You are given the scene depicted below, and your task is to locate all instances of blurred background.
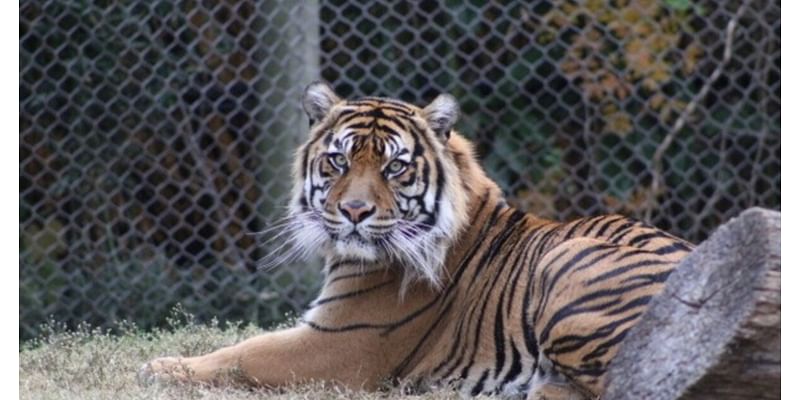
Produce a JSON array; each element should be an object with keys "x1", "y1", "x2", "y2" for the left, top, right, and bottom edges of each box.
[{"x1": 20, "y1": 0, "x2": 780, "y2": 339}]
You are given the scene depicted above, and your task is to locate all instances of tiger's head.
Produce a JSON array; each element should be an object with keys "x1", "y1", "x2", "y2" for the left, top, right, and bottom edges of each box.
[{"x1": 283, "y1": 82, "x2": 474, "y2": 288}]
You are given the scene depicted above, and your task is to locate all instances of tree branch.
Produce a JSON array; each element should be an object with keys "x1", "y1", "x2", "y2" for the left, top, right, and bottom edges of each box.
[{"x1": 645, "y1": 1, "x2": 753, "y2": 222}]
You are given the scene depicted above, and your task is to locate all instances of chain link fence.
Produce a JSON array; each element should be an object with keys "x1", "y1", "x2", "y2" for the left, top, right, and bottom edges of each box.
[{"x1": 20, "y1": 0, "x2": 780, "y2": 339}]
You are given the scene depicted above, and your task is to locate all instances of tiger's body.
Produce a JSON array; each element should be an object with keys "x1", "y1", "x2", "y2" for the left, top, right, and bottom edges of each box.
[{"x1": 142, "y1": 83, "x2": 693, "y2": 399}]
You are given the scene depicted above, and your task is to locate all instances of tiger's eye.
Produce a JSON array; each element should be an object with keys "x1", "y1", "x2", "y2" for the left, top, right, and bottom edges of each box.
[
  {"x1": 387, "y1": 160, "x2": 406, "y2": 175},
  {"x1": 330, "y1": 153, "x2": 347, "y2": 168}
]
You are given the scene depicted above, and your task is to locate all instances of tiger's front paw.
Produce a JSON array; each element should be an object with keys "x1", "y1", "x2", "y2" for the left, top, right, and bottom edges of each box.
[{"x1": 138, "y1": 357, "x2": 195, "y2": 386}]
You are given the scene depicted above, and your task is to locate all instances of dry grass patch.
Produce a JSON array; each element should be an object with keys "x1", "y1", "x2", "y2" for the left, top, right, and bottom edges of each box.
[{"x1": 19, "y1": 310, "x2": 487, "y2": 400}]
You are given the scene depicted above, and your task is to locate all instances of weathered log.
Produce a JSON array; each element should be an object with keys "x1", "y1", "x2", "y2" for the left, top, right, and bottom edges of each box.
[{"x1": 604, "y1": 207, "x2": 780, "y2": 400}]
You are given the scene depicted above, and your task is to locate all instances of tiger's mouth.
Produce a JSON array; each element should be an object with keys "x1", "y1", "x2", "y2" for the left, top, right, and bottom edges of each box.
[
  {"x1": 329, "y1": 225, "x2": 417, "y2": 262},
  {"x1": 329, "y1": 226, "x2": 385, "y2": 241},
  {"x1": 339, "y1": 231, "x2": 374, "y2": 246},
  {"x1": 331, "y1": 222, "x2": 435, "y2": 262}
]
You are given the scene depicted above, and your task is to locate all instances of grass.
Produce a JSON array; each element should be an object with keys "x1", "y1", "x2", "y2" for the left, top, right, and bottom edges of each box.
[{"x1": 19, "y1": 309, "x2": 480, "y2": 400}]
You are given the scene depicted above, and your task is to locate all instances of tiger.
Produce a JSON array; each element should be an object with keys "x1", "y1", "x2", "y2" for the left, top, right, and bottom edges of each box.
[{"x1": 141, "y1": 82, "x2": 693, "y2": 399}]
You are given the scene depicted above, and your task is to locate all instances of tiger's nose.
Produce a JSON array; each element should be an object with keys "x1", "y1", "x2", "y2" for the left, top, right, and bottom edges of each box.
[{"x1": 338, "y1": 200, "x2": 376, "y2": 224}]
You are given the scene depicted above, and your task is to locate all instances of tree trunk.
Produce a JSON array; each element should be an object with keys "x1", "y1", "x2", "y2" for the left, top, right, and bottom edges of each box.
[{"x1": 604, "y1": 207, "x2": 780, "y2": 400}]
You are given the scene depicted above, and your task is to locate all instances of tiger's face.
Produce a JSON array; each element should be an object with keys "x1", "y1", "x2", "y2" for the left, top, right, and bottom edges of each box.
[{"x1": 284, "y1": 82, "x2": 468, "y2": 286}]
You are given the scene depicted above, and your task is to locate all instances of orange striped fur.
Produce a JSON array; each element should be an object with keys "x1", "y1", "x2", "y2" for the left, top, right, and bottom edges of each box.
[{"x1": 142, "y1": 83, "x2": 692, "y2": 399}]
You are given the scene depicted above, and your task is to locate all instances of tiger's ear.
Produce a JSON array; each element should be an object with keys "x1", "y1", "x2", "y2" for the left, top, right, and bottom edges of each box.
[
  {"x1": 303, "y1": 81, "x2": 341, "y2": 124},
  {"x1": 423, "y1": 94, "x2": 459, "y2": 140}
]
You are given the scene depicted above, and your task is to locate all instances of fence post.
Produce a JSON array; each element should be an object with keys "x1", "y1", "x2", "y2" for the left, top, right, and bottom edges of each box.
[{"x1": 250, "y1": 1, "x2": 322, "y2": 321}]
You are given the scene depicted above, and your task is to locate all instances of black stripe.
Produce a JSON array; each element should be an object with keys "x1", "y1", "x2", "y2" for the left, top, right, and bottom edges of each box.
[
  {"x1": 603, "y1": 295, "x2": 653, "y2": 317},
  {"x1": 607, "y1": 221, "x2": 635, "y2": 243},
  {"x1": 405, "y1": 116, "x2": 437, "y2": 154},
  {"x1": 529, "y1": 224, "x2": 562, "y2": 263},
  {"x1": 351, "y1": 98, "x2": 415, "y2": 112},
  {"x1": 328, "y1": 268, "x2": 385, "y2": 283},
  {"x1": 562, "y1": 217, "x2": 592, "y2": 239},
  {"x1": 584, "y1": 259, "x2": 670, "y2": 286},
  {"x1": 621, "y1": 270, "x2": 673, "y2": 284},
  {"x1": 542, "y1": 244, "x2": 618, "y2": 306},
  {"x1": 390, "y1": 300, "x2": 454, "y2": 377},
  {"x1": 580, "y1": 327, "x2": 632, "y2": 362},
  {"x1": 493, "y1": 296, "x2": 506, "y2": 378},
  {"x1": 431, "y1": 159, "x2": 447, "y2": 220},
  {"x1": 501, "y1": 341, "x2": 522, "y2": 387},
  {"x1": 304, "y1": 289, "x2": 440, "y2": 334},
  {"x1": 546, "y1": 312, "x2": 641, "y2": 359},
  {"x1": 374, "y1": 121, "x2": 406, "y2": 138},
  {"x1": 311, "y1": 279, "x2": 394, "y2": 306},
  {"x1": 304, "y1": 320, "x2": 387, "y2": 333},
  {"x1": 522, "y1": 264, "x2": 543, "y2": 358},
  {"x1": 322, "y1": 129, "x2": 334, "y2": 145},
  {"x1": 571, "y1": 247, "x2": 621, "y2": 274},
  {"x1": 470, "y1": 370, "x2": 490, "y2": 396},
  {"x1": 339, "y1": 110, "x2": 369, "y2": 125},
  {"x1": 596, "y1": 216, "x2": 625, "y2": 237},
  {"x1": 468, "y1": 209, "x2": 526, "y2": 285},
  {"x1": 380, "y1": 296, "x2": 441, "y2": 336},
  {"x1": 629, "y1": 231, "x2": 668, "y2": 246},
  {"x1": 653, "y1": 241, "x2": 692, "y2": 255},
  {"x1": 583, "y1": 217, "x2": 605, "y2": 235},
  {"x1": 301, "y1": 146, "x2": 310, "y2": 180},
  {"x1": 504, "y1": 231, "x2": 540, "y2": 319},
  {"x1": 543, "y1": 297, "x2": 623, "y2": 354},
  {"x1": 612, "y1": 248, "x2": 652, "y2": 262},
  {"x1": 538, "y1": 281, "x2": 655, "y2": 344},
  {"x1": 327, "y1": 259, "x2": 362, "y2": 272}
]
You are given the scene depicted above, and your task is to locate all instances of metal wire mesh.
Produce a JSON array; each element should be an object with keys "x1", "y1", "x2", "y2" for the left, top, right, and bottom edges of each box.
[{"x1": 20, "y1": 0, "x2": 780, "y2": 339}]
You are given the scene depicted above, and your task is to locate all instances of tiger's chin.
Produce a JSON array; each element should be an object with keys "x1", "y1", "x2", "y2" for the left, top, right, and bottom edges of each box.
[{"x1": 333, "y1": 237, "x2": 380, "y2": 261}]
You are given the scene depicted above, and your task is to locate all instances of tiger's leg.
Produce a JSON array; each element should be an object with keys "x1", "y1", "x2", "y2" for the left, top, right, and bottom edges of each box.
[
  {"x1": 530, "y1": 237, "x2": 677, "y2": 398},
  {"x1": 140, "y1": 325, "x2": 387, "y2": 390}
]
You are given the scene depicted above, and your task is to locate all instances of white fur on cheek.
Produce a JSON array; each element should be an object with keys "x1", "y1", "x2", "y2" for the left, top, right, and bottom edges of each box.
[
  {"x1": 292, "y1": 212, "x2": 329, "y2": 258},
  {"x1": 399, "y1": 142, "x2": 466, "y2": 287}
]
